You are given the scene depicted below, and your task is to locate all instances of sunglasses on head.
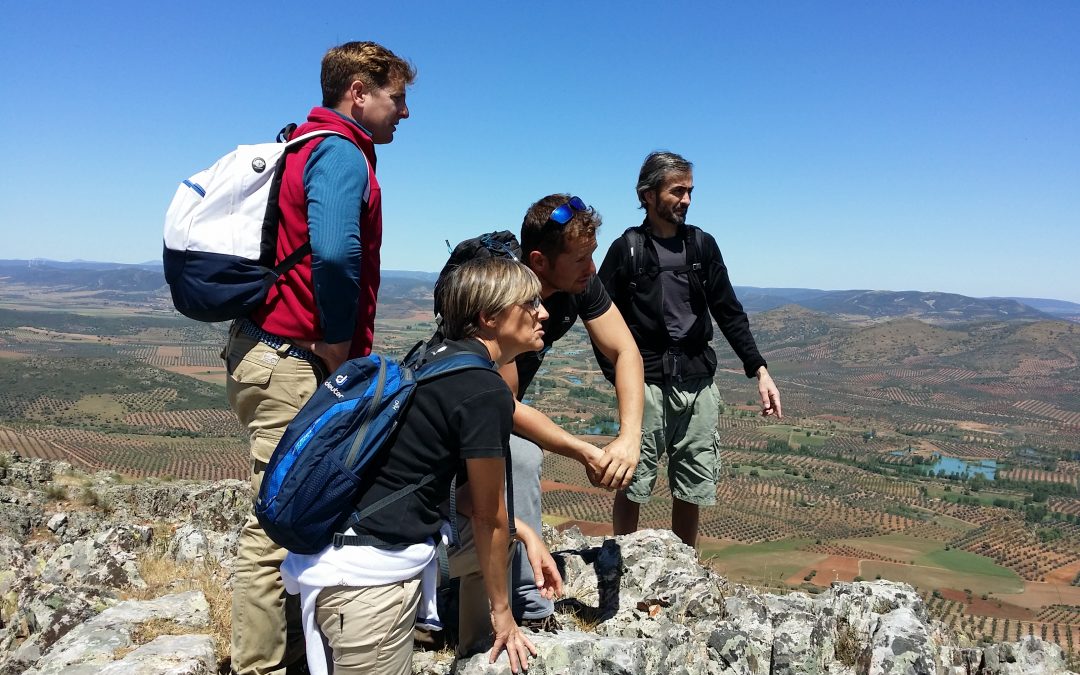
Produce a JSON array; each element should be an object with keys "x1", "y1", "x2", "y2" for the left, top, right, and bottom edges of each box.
[{"x1": 546, "y1": 196, "x2": 588, "y2": 228}]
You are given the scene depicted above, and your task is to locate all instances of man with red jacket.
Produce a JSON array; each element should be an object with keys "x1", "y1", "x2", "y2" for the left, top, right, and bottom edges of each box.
[{"x1": 223, "y1": 41, "x2": 414, "y2": 675}]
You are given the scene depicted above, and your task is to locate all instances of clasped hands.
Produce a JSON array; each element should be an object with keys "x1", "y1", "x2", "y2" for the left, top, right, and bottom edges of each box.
[{"x1": 580, "y1": 434, "x2": 639, "y2": 491}]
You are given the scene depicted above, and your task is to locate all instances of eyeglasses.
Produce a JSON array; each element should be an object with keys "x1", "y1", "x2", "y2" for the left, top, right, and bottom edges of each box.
[
  {"x1": 521, "y1": 296, "x2": 542, "y2": 312},
  {"x1": 546, "y1": 196, "x2": 589, "y2": 228}
]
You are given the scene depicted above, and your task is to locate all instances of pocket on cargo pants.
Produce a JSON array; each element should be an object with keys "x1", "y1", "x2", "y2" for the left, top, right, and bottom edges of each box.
[{"x1": 226, "y1": 333, "x2": 319, "y2": 464}]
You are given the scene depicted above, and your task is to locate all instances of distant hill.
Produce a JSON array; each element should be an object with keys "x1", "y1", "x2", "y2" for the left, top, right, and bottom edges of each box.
[
  {"x1": 748, "y1": 311, "x2": 1080, "y2": 372},
  {"x1": 999, "y1": 297, "x2": 1080, "y2": 321},
  {"x1": 832, "y1": 318, "x2": 973, "y2": 364},
  {"x1": 737, "y1": 287, "x2": 1055, "y2": 323},
  {"x1": 1, "y1": 259, "x2": 1071, "y2": 324},
  {"x1": 743, "y1": 304, "x2": 853, "y2": 347}
]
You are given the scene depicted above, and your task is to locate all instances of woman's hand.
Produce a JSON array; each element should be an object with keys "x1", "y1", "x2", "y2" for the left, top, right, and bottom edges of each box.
[
  {"x1": 516, "y1": 521, "x2": 564, "y2": 601},
  {"x1": 490, "y1": 606, "x2": 537, "y2": 673}
]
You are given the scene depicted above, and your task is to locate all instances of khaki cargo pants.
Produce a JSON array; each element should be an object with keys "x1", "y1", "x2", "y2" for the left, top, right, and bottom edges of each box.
[{"x1": 225, "y1": 328, "x2": 326, "y2": 675}]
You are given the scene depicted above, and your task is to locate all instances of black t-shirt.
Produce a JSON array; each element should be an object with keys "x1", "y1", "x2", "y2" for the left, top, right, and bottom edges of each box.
[
  {"x1": 513, "y1": 274, "x2": 612, "y2": 399},
  {"x1": 353, "y1": 339, "x2": 513, "y2": 544},
  {"x1": 652, "y1": 234, "x2": 697, "y2": 342}
]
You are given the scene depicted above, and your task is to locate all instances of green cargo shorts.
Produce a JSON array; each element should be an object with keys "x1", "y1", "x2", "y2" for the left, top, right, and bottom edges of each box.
[{"x1": 625, "y1": 377, "x2": 721, "y2": 506}]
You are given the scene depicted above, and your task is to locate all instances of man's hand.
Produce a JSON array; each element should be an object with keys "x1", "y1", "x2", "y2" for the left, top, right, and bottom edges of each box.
[
  {"x1": 310, "y1": 340, "x2": 350, "y2": 374},
  {"x1": 756, "y1": 366, "x2": 782, "y2": 418},
  {"x1": 516, "y1": 521, "x2": 564, "y2": 601},
  {"x1": 572, "y1": 439, "x2": 611, "y2": 488},
  {"x1": 597, "y1": 434, "x2": 641, "y2": 490}
]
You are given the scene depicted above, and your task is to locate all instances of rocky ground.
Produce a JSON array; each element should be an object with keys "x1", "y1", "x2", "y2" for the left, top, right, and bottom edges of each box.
[{"x1": 0, "y1": 451, "x2": 1075, "y2": 675}]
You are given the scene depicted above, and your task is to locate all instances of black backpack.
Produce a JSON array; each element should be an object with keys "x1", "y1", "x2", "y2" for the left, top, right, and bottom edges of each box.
[
  {"x1": 433, "y1": 231, "x2": 523, "y2": 319},
  {"x1": 622, "y1": 226, "x2": 707, "y2": 298}
]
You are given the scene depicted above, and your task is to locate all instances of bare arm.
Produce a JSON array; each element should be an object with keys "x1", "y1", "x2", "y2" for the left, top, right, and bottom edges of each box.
[
  {"x1": 466, "y1": 457, "x2": 537, "y2": 671},
  {"x1": 310, "y1": 341, "x2": 350, "y2": 374},
  {"x1": 455, "y1": 489, "x2": 564, "y2": 598},
  {"x1": 498, "y1": 362, "x2": 609, "y2": 486},
  {"x1": 584, "y1": 304, "x2": 645, "y2": 490}
]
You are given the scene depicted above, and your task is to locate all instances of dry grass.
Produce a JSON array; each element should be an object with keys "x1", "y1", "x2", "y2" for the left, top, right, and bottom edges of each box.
[
  {"x1": 834, "y1": 619, "x2": 861, "y2": 667},
  {"x1": 43, "y1": 484, "x2": 67, "y2": 501},
  {"x1": 126, "y1": 550, "x2": 231, "y2": 670}
]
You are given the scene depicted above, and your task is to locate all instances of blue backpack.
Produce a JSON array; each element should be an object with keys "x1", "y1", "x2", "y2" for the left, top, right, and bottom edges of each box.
[{"x1": 255, "y1": 344, "x2": 494, "y2": 554}]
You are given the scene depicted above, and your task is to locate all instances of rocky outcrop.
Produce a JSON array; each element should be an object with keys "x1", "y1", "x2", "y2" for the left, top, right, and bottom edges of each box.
[
  {"x1": 24, "y1": 591, "x2": 213, "y2": 675},
  {"x1": 0, "y1": 452, "x2": 1076, "y2": 675},
  {"x1": 450, "y1": 528, "x2": 1076, "y2": 675}
]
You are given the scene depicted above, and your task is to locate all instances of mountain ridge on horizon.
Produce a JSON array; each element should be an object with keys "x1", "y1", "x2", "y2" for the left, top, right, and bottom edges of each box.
[{"x1": 1, "y1": 257, "x2": 1076, "y2": 321}]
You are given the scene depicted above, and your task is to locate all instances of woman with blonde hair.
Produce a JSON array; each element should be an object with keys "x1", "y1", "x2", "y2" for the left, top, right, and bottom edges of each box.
[{"x1": 283, "y1": 256, "x2": 561, "y2": 675}]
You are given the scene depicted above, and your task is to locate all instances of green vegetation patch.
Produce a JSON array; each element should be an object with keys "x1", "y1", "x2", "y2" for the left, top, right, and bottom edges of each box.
[
  {"x1": 926, "y1": 485, "x2": 1023, "y2": 507},
  {"x1": 0, "y1": 308, "x2": 184, "y2": 336},
  {"x1": 704, "y1": 537, "x2": 812, "y2": 560},
  {"x1": 861, "y1": 560, "x2": 1024, "y2": 595},
  {"x1": 704, "y1": 538, "x2": 822, "y2": 584},
  {"x1": 70, "y1": 394, "x2": 128, "y2": 419},
  {"x1": 835, "y1": 534, "x2": 944, "y2": 563},
  {"x1": 0, "y1": 357, "x2": 224, "y2": 423},
  {"x1": 916, "y1": 548, "x2": 1021, "y2": 580}
]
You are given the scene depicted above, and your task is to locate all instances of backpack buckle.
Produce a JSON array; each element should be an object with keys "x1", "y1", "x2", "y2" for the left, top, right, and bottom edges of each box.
[{"x1": 332, "y1": 532, "x2": 347, "y2": 549}]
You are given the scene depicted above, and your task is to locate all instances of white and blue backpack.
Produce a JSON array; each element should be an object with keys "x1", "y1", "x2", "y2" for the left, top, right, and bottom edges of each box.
[{"x1": 162, "y1": 127, "x2": 353, "y2": 322}]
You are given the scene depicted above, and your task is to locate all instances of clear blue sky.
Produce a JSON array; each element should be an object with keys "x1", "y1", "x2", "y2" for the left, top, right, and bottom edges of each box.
[{"x1": 2, "y1": 2, "x2": 1077, "y2": 302}]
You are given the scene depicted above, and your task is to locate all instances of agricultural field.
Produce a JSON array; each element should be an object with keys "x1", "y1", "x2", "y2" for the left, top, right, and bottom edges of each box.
[{"x1": 3, "y1": 280, "x2": 1080, "y2": 664}]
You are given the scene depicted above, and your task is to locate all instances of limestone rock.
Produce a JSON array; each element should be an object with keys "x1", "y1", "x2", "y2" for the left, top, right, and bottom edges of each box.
[
  {"x1": 1, "y1": 456, "x2": 1076, "y2": 675},
  {"x1": 967, "y1": 636, "x2": 1075, "y2": 675},
  {"x1": 96, "y1": 634, "x2": 216, "y2": 674},
  {"x1": 0, "y1": 499, "x2": 44, "y2": 541},
  {"x1": 0, "y1": 455, "x2": 54, "y2": 490},
  {"x1": 0, "y1": 586, "x2": 97, "y2": 675},
  {"x1": 45, "y1": 512, "x2": 67, "y2": 533},
  {"x1": 40, "y1": 530, "x2": 144, "y2": 590},
  {"x1": 169, "y1": 523, "x2": 210, "y2": 564},
  {"x1": 455, "y1": 630, "x2": 667, "y2": 674},
  {"x1": 24, "y1": 591, "x2": 210, "y2": 675}
]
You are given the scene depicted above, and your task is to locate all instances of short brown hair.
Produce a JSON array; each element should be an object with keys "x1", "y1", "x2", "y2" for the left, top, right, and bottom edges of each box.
[
  {"x1": 520, "y1": 194, "x2": 602, "y2": 260},
  {"x1": 321, "y1": 41, "x2": 416, "y2": 107},
  {"x1": 438, "y1": 257, "x2": 542, "y2": 340}
]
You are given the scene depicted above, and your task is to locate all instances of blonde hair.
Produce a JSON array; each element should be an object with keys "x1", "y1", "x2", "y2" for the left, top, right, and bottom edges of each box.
[{"x1": 438, "y1": 257, "x2": 541, "y2": 340}]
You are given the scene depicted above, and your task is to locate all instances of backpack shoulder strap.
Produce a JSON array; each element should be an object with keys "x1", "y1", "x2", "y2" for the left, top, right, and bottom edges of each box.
[
  {"x1": 266, "y1": 128, "x2": 367, "y2": 279},
  {"x1": 414, "y1": 352, "x2": 495, "y2": 382},
  {"x1": 623, "y1": 227, "x2": 647, "y2": 291},
  {"x1": 683, "y1": 225, "x2": 705, "y2": 274}
]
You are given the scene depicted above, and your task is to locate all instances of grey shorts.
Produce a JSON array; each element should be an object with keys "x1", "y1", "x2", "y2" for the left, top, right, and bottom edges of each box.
[{"x1": 624, "y1": 378, "x2": 721, "y2": 506}]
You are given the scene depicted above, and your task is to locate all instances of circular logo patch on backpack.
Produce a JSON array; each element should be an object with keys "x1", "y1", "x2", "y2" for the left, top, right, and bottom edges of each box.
[{"x1": 252, "y1": 157, "x2": 267, "y2": 173}]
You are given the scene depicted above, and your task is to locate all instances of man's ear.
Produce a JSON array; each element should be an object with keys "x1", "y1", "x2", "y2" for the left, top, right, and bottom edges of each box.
[
  {"x1": 643, "y1": 188, "x2": 657, "y2": 210},
  {"x1": 346, "y1": 78, "x2": 366, "y2": 106},
  {"x1": 527, "y1": 249, "x2": 548, "y2": 273}
]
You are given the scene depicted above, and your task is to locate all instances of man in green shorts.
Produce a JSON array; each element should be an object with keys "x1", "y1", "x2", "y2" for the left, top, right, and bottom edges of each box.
[{"x1": 596, "y1": 151, "x2": 782, "y2": 548}]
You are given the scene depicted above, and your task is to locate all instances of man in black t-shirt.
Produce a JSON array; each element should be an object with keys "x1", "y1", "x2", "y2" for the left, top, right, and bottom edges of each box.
[
  {"x1": 495, "y1": 194, "x2": 645, "y2": 630},
  {"x1": 599, "y1": 151, "x2": 782, "y2": 549}
]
